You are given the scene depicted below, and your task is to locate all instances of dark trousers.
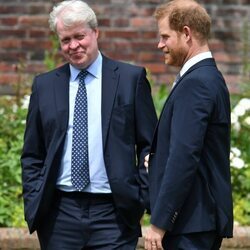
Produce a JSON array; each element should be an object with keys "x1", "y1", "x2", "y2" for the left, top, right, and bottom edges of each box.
[
  {"x1": 37, "y1": 190, "x2": 140, "y2": 250},
  {"x1": 162, "y1": 230, "x2": 223, "y2": 250}
]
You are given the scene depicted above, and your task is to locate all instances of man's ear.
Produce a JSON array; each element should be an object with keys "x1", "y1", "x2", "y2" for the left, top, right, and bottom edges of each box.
[
  {"x1": 182, "y1": 25, "x2": 191, "y2": 41},
  {"x1": 94, "y1": 28, "x2": 99, "y2": 39}
]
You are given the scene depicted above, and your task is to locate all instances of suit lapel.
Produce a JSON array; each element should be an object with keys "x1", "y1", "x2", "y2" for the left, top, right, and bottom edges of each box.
[
  {"x1": 159, "y1": 58, "x2": 216, "y2": 120},
  {"x1": 53, "y1": 64, "x2": 70, "y2": 132},
  {"x1": 101, "y1": 56, "x2": 119, "y2": 148}
]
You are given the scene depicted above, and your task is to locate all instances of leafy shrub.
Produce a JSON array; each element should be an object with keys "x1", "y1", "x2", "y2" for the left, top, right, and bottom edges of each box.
[
  {"x1": 230, "y1": 96, "x2": 250, "y2": 225},
  {"x1": 0, "y1": 96, "x2": 29, "y2": 227}
]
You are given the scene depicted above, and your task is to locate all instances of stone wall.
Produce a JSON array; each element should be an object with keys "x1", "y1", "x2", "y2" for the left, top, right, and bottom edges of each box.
[{"x1": 0, "y1": 0, "x2": 250, "y2": 94}]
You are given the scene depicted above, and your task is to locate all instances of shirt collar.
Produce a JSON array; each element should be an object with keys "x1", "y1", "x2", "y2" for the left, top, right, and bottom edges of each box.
[
  {"x1": 180, "y1": 51, "x2": 213, "y2": 77},
  {"x1": 70, "y1": 51, "x2": 102, "y2": 81}
]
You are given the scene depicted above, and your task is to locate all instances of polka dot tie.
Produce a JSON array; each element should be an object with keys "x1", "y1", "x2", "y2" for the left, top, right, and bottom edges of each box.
[{"x1": 71, "y1": 70, "x2": 90, "y2": 191}]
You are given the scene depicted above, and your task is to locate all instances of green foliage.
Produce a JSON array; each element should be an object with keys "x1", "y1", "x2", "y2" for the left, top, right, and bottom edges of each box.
[
  {"x1": 230, "y1": 94, "x2": 250, "y2": 225},
  {"x1": 44, "y1": 34, "x2": 62, "y2": 70},
  {"x1": 0, "y1": 97, "x2": 27, "y2": 227},
  {"x1": 242, "y1": 20, "x2": 250, "y2": 81},
  {"x1": 152, "y1": 84, "x2": 169, "y2": 117},
  {"x1": 230, "y1": 20, "x2": 250, "y2": 222},
  {"x1": 147, "y1": 69, "x2": 170, "y2": 117}
]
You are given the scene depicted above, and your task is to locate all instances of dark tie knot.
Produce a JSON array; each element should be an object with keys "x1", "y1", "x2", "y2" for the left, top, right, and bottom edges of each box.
[{"x1": 78, "y1": 70, "x2": 88, "y2": 84}]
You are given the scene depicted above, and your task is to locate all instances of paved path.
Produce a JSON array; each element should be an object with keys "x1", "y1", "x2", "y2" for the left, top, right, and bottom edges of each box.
[{"x1": 0, "y1": 226, "x2": 249, "y2": 249}]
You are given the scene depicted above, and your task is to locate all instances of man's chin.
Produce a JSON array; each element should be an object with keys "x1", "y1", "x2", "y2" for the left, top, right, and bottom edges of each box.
[
  {"x1": 164, "y1": 56, "x2": 171, "y2": 65},
  {"x1": 70, "y1": 61, "x2": 86, "y2": 69}
]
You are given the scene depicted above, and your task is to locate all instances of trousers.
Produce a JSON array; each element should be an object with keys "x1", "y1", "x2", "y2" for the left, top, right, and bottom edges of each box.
[{"x1": 37, "y1": 190, "x2": 140, "y2": 250}]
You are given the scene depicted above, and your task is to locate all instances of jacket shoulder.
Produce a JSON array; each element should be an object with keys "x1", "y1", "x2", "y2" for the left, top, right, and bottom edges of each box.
[
  {"x1": 102, "y1": 54, "x2": 145, "y2": 73},
  {"x1": 35, "y1": 63, "x2": 70, "y2": 80}
]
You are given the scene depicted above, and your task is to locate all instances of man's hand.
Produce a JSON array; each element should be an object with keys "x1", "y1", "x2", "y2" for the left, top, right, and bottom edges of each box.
[{"x1": 144, "y1": 224, "x2": 165, "y2": 250}]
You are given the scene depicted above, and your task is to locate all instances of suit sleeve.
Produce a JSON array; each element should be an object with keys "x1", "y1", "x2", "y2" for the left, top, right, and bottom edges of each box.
[
  {"x1": 135, "y1": 68, "x2": 158, "y2": 210},
  {"x1": 150, "y1": 79, "x2": 214, "y2": 231},
  {"x1": 21, "y1": 78, "x2": 46, "y2": 207}
]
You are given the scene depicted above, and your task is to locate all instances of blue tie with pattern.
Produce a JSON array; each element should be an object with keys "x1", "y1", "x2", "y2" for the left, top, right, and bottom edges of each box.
[{"x1": 71, "y1": 70, "x2": 90, "y2": 191}]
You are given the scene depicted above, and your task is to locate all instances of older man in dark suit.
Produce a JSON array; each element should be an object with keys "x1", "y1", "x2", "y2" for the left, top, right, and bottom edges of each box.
[
  {"x1": 144, "y1": 1, "x2": 233, "y2": 249},
  {"x1": 21, "y1": 1, "x2": 157, "y2": 249}
]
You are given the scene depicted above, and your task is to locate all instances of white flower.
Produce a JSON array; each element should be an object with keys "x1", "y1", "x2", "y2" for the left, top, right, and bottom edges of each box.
[
  {"x1": 244, "y1": 116, "x2": 250, "y2": 126},
  {"x1": 231, "y1": 157, "x2": 245, "y2": 169},
  {"x1": 233, "y1": 98, "x2": 250, "y2": 118},
  {"x1": 233, "y1": 104, "x2": 246, "y2": 117},
  {"x1": 5, "y1": 96, "x2": 12, "y2": 100},
  {"x1": 12, "y1": 104, "x2": 18, "y2": 113},
  {"x1": 230, "y1": 152, "x2": 234, "y2": 160},
  {"x1": 231, "y1": 147, "x2": 241, "y2": 157},
  {"x1": 21, "y1": 95, "x2": 30, "y2": 109},
  {"x1": 232, "y1": 121, "x2": 241, "y2": 132},
  {"x1": 238, "y1": 98, "x2": 250, "y2": 110},
  {"x1": 231, "y1": 112, "x2": 238, "y2": 124}
]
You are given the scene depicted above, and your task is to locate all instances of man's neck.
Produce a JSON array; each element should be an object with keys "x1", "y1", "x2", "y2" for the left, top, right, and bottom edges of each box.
[{"x1": 184, "y1": 42, "x2": 210, "y2": 65}]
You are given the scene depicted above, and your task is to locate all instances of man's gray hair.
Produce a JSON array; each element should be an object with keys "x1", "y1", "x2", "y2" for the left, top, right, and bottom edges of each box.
[{"x1": 49, "y1": 0, "x2": 98, "y2": 32}]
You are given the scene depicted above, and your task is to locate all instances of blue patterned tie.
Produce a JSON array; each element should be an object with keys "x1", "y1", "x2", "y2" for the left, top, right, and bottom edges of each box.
[{"x1": 71, "y1": 70, "x2": 89, "y2": 191}]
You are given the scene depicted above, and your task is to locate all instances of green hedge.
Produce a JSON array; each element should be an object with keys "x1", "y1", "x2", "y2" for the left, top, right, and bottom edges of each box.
[{"x1": 0, "y1": 96, "x2": 27, "y2": 227}]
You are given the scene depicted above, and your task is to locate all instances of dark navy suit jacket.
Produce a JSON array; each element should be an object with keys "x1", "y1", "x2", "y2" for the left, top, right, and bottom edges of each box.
[
  {"x1": 21, "y1": 55, "x2": 157, "y2": 233},
  {"x1": 149, "y1": 58, "x2": 233, "y2": 237}
]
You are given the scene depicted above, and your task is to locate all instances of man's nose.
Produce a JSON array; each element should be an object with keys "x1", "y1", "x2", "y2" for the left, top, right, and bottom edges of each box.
[
  {"x1": 158, "y1": 39, "x2": 165, "y2": 49},
  {"x1": 69, "y1": 39, "x2": 79, "y2": 49}
]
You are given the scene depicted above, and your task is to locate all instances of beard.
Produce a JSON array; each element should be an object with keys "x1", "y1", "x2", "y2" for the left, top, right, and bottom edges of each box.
[{"x1": 165, "y1": 46, "x2": 186, "y2": 67}]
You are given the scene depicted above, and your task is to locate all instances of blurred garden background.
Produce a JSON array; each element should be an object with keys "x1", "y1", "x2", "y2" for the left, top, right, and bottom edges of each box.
[{"x1": 0, "y1": 0, "x2": 249, "y2": 232}]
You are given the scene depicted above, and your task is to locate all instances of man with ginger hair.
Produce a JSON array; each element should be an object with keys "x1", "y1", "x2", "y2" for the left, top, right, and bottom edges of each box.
[{"x1": 144, "y1": 0, "x2": 233, "y2": 249}]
